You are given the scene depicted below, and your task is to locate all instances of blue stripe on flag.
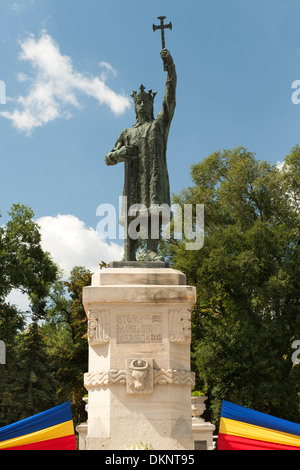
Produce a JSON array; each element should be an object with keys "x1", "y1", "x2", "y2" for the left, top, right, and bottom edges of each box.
[
  {"x1": 0, "y1": 401, "x2": 73, "y2": 442},
  {"x1": 221, "y1": 400, "x2": 300, "y2": 437}
]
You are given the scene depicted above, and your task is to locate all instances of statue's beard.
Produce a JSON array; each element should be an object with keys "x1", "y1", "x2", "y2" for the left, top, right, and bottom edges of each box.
[{"x1": 136, "y1": 111, "x2": 154, "y2": 123}]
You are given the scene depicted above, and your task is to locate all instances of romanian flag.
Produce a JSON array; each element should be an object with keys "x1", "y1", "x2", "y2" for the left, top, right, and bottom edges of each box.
[
  {"x1": 0, "y1": 401, "x2": 76, "y2": 450},
  {"x1": 218, "y1": 400, "x2": 300, "y2": 450}
]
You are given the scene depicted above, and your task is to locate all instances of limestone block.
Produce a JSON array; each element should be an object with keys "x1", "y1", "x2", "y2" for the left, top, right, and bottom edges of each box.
[{"x1": 82, "y1": 267, "x2": 197, "y2": 450}]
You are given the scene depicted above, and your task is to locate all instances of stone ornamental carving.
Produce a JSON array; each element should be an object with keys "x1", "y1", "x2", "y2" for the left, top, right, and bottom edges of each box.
[
  {"x1": 154, "y1": 368, "x2": 195, "y2": 387},
  {"x1": 169, "y1": 309, "x2": 192, "y2": 344},
  {"x1": 127, "y1": 358, "x2": 154, "y2": 394},
  {"x1": 84, "y1": 366, "x2": 195, "y2": 391},
  {"x1": 116, "y1": 313, "x2": 162, "y2": 344},
  {"x1": 87, "y1": 310, "x2": 110, "y2": 345},
  {"x1": 84, "y1": 369, "x2": 126, "y2": 388}
]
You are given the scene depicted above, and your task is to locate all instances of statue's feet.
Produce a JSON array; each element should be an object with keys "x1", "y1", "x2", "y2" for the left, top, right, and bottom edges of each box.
[{"x1": 145, "y1": 250, "x2": 164, "y2": 262}]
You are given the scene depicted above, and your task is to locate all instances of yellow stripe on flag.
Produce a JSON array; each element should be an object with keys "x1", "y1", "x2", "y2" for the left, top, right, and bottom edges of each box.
[
  {"x1": 219, "y1": 417, "x2": 300, "y2": 448},
  {"x1": 0, "y1": 420, "x2": 74, "y2": 449}
]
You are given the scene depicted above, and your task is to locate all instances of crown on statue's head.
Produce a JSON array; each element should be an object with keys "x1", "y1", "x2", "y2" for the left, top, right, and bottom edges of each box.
[{"x1": 131, "y1": 84, "x2": 157, "y2": 104}]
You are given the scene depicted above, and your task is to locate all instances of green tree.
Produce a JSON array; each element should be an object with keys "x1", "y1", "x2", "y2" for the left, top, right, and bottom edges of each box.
[
  {"x1": 0, "y1": 204, "x2": 58, "y2": 425},
  {"x1": 0, "y1": 303, "x2": 24, "y2": 425},
  {"x1": 1, "y1": 204, "x2": 57, "y2": 302},
  {"x1": 165, "y1": 146, "x2": 300, "y2": 426},
  {"x1": 43, "y1": 266, "x2": 92, "y2": 424},
  {"x1": 11, "y1": 321, "x2": 58, "y2": 421}
]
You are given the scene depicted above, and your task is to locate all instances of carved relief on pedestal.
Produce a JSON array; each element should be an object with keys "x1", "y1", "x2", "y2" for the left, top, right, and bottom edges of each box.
[
  {"x1": 87, "y1": 310, "x2": 110, "y2": 345},
  {"x1": 153, "y1": 369, "x2": 195, "y2": 387},
  {"x1": 169, "y1": 309, "x2": 191, "y2": 344},
  {"x1": 116, "y1": 313, "x2": 162, "y2": 344},
  {"x1": 84, "y1": 369, "x2": 126, "y2": 389},
  {"x1": 126, "y1": 358, "x2": 154, "y2": 394},
  {"x1": 84, "y1": 366, "x2": 195, "y2": 391}
]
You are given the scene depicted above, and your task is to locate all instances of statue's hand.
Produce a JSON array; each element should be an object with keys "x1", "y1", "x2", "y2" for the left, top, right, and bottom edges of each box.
[
  {"x1": 160, "y1": 49, "x2": 173, "y2": 66},
  {"x1": 117, "y1": 145, "x2": 138, "y2": 162}
]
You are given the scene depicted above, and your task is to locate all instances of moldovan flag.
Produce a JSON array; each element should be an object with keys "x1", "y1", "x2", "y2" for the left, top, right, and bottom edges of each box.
[
  {"x1": 0, "y1": 401, "x2": 76, "y2": 450},
  {"x1": 218, "y1": 400, "x2": 300, "y2": 450}
]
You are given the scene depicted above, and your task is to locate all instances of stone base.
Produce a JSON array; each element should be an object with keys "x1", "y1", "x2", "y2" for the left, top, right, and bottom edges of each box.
[
  {"x1": 82, "y1": 267, "x2": 196, "y2": 450},
  {"x1": 76, "y1": 423, "x2": 88, "y2": 450},
  {"x1": 85, "y1": 385, "x2": 195, "y2": 450},
  {"x1": 192, "y1": 418, "x2": 216, "y2": 450},
  {"x1": 76, "y1": 408, "x2": 217, "y2": 451}
]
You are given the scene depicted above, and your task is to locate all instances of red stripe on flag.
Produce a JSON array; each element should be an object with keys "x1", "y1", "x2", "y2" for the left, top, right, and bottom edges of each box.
[
  {"x1": 3, "y1": 434, "x2": 76, "y2": 450},
  {"x1": 218, "y1": 433, "x2": 300, "y2": 450}
]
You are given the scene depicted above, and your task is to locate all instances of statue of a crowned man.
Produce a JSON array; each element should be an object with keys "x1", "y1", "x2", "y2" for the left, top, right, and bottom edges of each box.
[{"x1": 105, "y1": 49, "x2": 177, "y2": 262}]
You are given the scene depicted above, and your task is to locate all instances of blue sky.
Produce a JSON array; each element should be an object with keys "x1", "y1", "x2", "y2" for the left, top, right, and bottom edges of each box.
[{"x1": 2, "y1": 0, "x2": 300, "y2": 283}]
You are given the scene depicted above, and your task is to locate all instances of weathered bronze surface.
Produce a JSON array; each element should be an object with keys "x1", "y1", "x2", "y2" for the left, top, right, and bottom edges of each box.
[{"x1": 105, "y1": 20, "x2": 176, "y2": 262}]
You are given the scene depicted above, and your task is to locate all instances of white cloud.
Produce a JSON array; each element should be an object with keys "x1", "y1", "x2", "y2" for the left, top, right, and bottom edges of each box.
[
  {"x1": 17, "y1": 72, "x2": 30, "y2": 82},
  {"x1": 6, "y1": 288, "x2": 31, "y2": 312},
  {"x1": 0, "y1": 31, "x2": 131, "y2": 134},
  {"x1": 99, "y1": 61, "x2": 117, "y2": 81},
  {"x1": 5, "y1": 214, "x2": 122, "y2": 312},
  {"x1": 276, "y1": 160, "x2": 285, "y2": 171},
  {"x1": 10, "y1": 1, "x2": 35, "y2": 13},
  {"x1": 36, "y1": 214, "x2": 123, "y2": 278}
]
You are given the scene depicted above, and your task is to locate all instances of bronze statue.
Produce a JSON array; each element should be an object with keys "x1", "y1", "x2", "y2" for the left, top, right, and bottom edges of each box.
[{"x1": 105, "y1": 21, "x2": 176, "y2": 262}]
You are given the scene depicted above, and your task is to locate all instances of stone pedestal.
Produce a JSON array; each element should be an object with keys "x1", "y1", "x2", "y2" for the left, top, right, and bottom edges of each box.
[{"x1": 81, "y1": 267, "x2": 196, "y2": 450}]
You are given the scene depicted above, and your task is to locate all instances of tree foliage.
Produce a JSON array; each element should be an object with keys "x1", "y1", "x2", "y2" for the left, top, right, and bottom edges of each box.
[
  {"x1": 0, "y1": 206, "x2": 91, "y2": 426},
  {"x1": 43, "y1": 266, "x2": 91, "y2": 424},
  {"x1": 1, "y1": 149, "x2": 300, "y2": 435},
  {"x1": 0, "y1": 204, "x2": 58, "y2": 425},
  {"x1": 165, "y1": 146, "x2": 300, "y2": 426},
  {"x1": 0, "y1": 204, "x2": 57, "y2": 302}
]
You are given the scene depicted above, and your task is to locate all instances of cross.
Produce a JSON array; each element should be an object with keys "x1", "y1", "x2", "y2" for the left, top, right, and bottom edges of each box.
[
  {"x1": 153, "y1": 16, "x2": 172, "y2": 71},
  {"x1": 123, "y1": 134, "x2": 138, "y2": 261}
]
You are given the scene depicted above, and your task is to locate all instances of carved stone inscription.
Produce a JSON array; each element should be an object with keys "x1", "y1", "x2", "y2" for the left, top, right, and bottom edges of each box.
[{"x1": 116, "y1": 313, "x2": 162, "y2": 344}]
